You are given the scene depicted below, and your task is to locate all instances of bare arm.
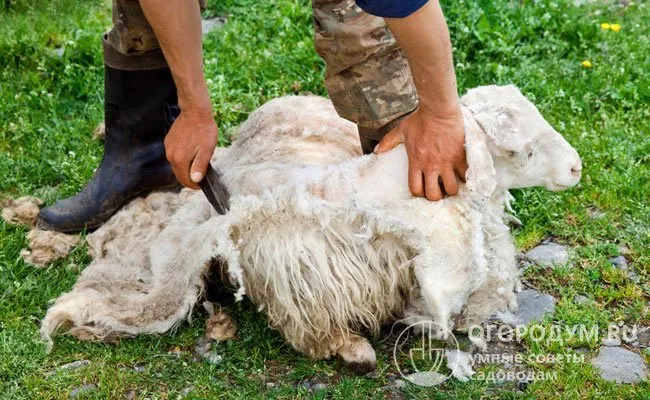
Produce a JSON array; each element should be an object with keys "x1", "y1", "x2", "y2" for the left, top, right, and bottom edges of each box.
[
  {"x1": 140, "y1": 0, "x2": 217, "y2": 189},
  {"x1": 375, "y1": 1, "x2": 468, "y2": 201}
]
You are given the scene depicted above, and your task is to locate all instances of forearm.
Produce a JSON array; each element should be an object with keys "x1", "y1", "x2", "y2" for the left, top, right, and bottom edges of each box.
[
  {"x1": 385, "y1": 1, "x2": 459, "y2": 117},
  {"x1": 140, "y1": 0, "x2": 212, "y2": 113}
]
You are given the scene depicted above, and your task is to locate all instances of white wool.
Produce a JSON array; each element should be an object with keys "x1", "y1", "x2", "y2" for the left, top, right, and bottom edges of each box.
[
  {"x1": 41, "y1": 88, "x2": 581, "y2": 366},
  {"x1": 446, "y1": 350, "x2": 475, "y2": 382}
]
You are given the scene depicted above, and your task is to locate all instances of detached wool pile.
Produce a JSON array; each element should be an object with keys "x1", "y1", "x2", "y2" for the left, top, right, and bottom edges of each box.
[{"x1": 2, "y1": 196, "x2": 80, "y2": 267}]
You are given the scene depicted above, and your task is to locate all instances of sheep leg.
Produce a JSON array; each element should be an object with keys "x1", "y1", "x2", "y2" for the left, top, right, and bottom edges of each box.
[{"x1": 328, "y1": 332, "x2": 377, "y2": 374}]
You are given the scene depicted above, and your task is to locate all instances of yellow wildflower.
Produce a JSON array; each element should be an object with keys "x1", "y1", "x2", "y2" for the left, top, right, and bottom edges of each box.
[
  {"x1": 581, "y1": 60, "x2": 593, "y2": 68},
  {"x1": 600, "y1": 23, "x2": 611, "y2": 30},
  {"x1": 610, "y1": 23, "x2": 621, "y2": 32}
]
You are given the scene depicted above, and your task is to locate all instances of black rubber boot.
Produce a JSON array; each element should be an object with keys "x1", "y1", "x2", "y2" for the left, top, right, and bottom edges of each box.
[{"x1": 36, "y1": 65, "x2": 180, "y2": 233}]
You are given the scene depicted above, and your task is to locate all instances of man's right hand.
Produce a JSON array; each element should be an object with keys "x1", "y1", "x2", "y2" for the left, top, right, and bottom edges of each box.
[{"x1": 164, "y1": 108, "x2": 218, "y2": 189}]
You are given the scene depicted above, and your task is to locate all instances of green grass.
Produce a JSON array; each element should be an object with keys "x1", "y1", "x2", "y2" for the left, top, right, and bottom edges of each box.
[{"x1": 1, "y1": 0, "x2": 649, "y2": 398}]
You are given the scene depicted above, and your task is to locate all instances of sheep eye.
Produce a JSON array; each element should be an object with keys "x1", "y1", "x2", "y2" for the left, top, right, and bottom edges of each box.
[
  {"x1": 527, "y1": 150, "x2": 533, "y2": 159},
  {"x1": 508, "y1": 151, "x2": 517, "y2": 157}
]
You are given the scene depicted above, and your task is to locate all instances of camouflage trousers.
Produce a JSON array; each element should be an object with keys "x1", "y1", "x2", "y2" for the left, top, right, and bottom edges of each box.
[{"x1": 105, "y1": 0, "x2": 418, "y2": 153}]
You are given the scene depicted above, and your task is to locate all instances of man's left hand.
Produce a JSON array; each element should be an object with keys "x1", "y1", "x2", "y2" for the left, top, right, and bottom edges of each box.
[{"x1": 374, "y1": 107, "x2": 468, "y2": 201}]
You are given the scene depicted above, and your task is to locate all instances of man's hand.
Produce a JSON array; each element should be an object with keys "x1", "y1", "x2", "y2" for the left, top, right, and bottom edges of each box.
[
  {"x1": 374, "y1": 107, "x2": 468, "y2": 201},
  {"x1": 140, "y1": 0, "x2": 216, "y2": 189},
  {"x1": 381, "y1": 1, "x2": 467, "y2": 201},
  {"x1": 164, "y1": 108, "x2": 218, "y2": 189}
]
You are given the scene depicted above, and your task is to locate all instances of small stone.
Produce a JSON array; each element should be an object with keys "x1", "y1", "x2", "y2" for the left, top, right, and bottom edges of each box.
[
  {"x1": 602, "y1": 338, "x2": 621, "y2": 347},
  {"x1": 365, "y1": 370, "x2": 380, "y2": 379},
  {"x1": 525, "y1": 243, "x2": 569, "y2": 267},
  {"x1": 53, "y1": 47, "x2": 65, "y2": 57},
  {"x1": 609, "y1": 256, "x2": 628, "y2": 270},
  {"x1": 69, "y1": 384, "x2": 97, "y2": 398},
  {"x1": 59, "y1": 360, "x2": 91, "y2": 371},
  {"x1": 300, "y1": 380, "x2": 312, "y2": 390},
  {"x1": 496, "y1": 290, "x2": 556, "y2": 326},
  {"x1": 194, "y1": 336, "x2": 212, "y2": 358},
  {"x1": 627, "y1": 271, "x2": 640, "y2": 284},
  {"x1": 202, "y1": 17, "x2": 226, "y2": 35},
  {"x1": 636, "y1": 328, "x2": 650, "y2": 347},
  {"x1": 574, "y1": 295, "x2": 592, "y2": 305},
  {"x1": 394, "y1": 379, "x2": 406, "y2": 389},
  {"x1": 205, "y1": 352, "x2": 223, "y2": 365},
  {"x1": 405, "y1": 371, "x2": 447, "y2": 387},
  {"x1": 266, "y1": 382, "x2": 276, "y2": 388},
  {"x1": 312, "y1": 383, "x2": 327, "y2": 391},
  {"x1": 133, "y1": 364, "x2": 146, "y2": 373},
  {"x1": 586, "y1": 206, "x2": 606, "y2": 220},
  {"x1": 591, "y1": 347, "x2": 648, "y2": 383},
  {"x1": 179, "y1": 387, "x2": 192, "y2": 397}
]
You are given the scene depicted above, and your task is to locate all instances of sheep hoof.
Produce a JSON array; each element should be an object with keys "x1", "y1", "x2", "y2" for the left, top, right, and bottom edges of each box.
[
  {"x1": 337, "y1": 335, "x2": 376, "y2": 374},
  {"x1": 204, "y1": 308, "x2": 236, "y2": 342},
  {"x1": 345, "y1": 360, "x2": 376, "y2": 375}
]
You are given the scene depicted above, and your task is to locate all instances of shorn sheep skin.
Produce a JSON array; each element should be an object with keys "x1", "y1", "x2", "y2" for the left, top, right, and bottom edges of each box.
[{"x1": 41, "y1": 85, "x2": 581, "y2": 375}]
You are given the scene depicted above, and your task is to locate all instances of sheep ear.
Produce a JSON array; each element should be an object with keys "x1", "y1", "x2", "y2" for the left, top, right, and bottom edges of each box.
[
  {"x1": 472, "y1": 107, "x2": 521, "y2": 150},
  {"x1": 464, "y1": 124, "x2": 498, "y2": 197},
  {"x1": 461, "y1": 85, "x2": 529, "y2": 152}
]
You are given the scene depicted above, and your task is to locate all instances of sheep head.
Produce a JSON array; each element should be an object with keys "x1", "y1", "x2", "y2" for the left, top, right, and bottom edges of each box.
[{"x1": 461, "y1": 85, "x2": 582, "y2": 194}]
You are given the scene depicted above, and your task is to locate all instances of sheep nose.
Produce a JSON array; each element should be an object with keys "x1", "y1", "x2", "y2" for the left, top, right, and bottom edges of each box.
[{"x1": 571, "y1": 162, "x2": 582, "y2": 177}]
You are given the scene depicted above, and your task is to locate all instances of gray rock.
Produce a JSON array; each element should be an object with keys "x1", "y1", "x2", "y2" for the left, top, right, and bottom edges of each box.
[
  {"x1": 69, "y1": 384, "x2": 97, "y2": 398},
  {"x1": 266, "y1": 382, "x2": 276, "y2": 388},
  {"x1": 525, "y1": 243, "x2": 569, "y2": 267},
  {"x1": 602, "y1": 338, "x2": 622, "y2": 347},
  {"x1": 637, "y1": 328, "x2": 650, "y2": 347},
  {"x1": 393, "y1": 379, "x2": 406, "y2": 389},
  {"x1": 496, "y1": 290, "x2": 556, "y2": 325},
  {"x1": 202, "y1": 17, "x2": 226, "y2": 35},
  {"x1": 205, "y1": 352, "x2": 223, "y2": 365},
  {"x1": 133, "y1": 364, "x2": 146, "y2": 373},
  {"x1": 610, "y1": 256, "x2": 628, "y2": 270},
  {"x1": 59, "y1": 360, "x2": 91, "y2": 371},
  {"x1": 312, "y1": 383, "x2": 327, "y2": 391},
  {"x1": 405, "y1": 371, "x2": 447, "y2": 387},
  {"x1": 574, "y1": 295, "x2": 592, "y2": 305},
  {"x1": 365, "y1": 370, "x2": 380, "y2": 379},
  {"x1": 194, "y1": 337, "x2": 212, "y2": 358},
  {"x1": 590, "y1": 347, "x2": 648, "y2": 383},
  {"x1": 586, "y1": 206, "x2": 606, "y2": 219},
  {"x1": 627, "y1": 271, "x2": 640, "y2": 284}
]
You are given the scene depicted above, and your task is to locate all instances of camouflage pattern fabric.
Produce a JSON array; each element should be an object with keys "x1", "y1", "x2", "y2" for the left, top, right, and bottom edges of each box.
[
  {"x1": 107, "y1": 0, "x2": 206, "y2": 56},
  {"x1": 106, "y1": 0, "x2": 418, "y2": 153},
  {"x1": 312, "y1": 0, "x2": 418, "y2": 150}
]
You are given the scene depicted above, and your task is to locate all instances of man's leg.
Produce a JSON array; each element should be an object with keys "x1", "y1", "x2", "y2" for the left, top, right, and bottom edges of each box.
[
  {"x1": 312, "y1": 0, "x2": 419, "y2": 154},
  {"x1": 38, "y1": 0, "x2": 202, "y2": 233}
]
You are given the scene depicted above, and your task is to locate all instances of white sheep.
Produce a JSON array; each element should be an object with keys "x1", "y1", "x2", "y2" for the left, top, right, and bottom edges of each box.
[{"x1": 41, "y1": 85, "x2": 581, "y2": 374}]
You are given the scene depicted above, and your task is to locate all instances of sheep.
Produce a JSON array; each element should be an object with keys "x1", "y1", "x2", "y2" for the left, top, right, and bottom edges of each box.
[{"x1": 41, "y1": 85, "x2": 581, "y2": 374}]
